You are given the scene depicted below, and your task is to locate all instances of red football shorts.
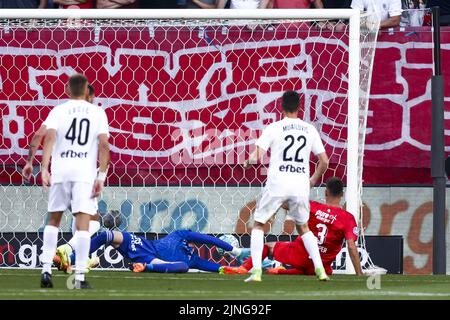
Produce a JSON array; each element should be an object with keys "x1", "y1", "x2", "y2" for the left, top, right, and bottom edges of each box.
[{"x1": 273, "y1": 240, "x2": 332, "y2": 275}]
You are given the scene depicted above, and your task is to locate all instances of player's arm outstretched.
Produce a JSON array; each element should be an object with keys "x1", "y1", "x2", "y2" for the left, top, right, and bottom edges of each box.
[
  {"x1": 22, "y1": 125, "x2": 47, "y2": 182},
  {"x1": 347, "y1": 238, "x2": 363, "y2": 275}
]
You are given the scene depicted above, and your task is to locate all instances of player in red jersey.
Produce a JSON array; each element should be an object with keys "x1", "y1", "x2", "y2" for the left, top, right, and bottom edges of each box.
[{"x1": 224, "y1": 177, "x2": 363, "y2": 276}]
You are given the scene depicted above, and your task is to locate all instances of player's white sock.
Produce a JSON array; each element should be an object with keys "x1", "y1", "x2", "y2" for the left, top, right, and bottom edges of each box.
[
  {"x1": 250, "y1": 228, "x2": 264, "y2": 270},
  {"x1": 88, "y1": 220, "x2": 101, "y2": 234},
  {"x1": 302, "y1": 231, "x2": 324, "y2": 269},
  {"x1": 68, "y1": 220, "x2": 100, "y2": 250},
  {"x1": 74, "y1": 231, "x2": 90, "y2": 281},
  {"x1": 40, "y1": 225, "x2": 59, "y2": 274},
  {"x1": 71, "y1": 218, "x2": 76, "y2": 235}
]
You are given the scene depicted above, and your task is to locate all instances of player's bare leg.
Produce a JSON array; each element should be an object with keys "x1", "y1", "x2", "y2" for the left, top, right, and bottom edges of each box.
[
  {"x1": 40, "y1": 211, "x2": 63, "y2": 288},
  {"x1": 296, "y1": 223, "x2": 329, "y2": 281},
  {"x1": 244, "y1": 221, "x2": 265, "y2": 282},
  {"x1": 73, "y1": 212, "x2": 92, "y2": 289}
]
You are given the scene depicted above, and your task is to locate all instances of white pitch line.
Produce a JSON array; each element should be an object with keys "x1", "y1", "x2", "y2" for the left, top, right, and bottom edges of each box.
[
  {"x1": 0, "y1": 290, "x2": 449, "y2": 298},
  {"x1": 1, "y1": 272, "x2": 449, "y2": 283}
]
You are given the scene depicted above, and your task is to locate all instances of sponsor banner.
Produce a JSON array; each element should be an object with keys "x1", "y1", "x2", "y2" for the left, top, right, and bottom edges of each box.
[
  {"x1": 0, "y1": 186, "x2": 449, "y2": 274},
  {"x1": 0, "y1": 232, "x2": 239, "y2": 270},
  {"x1": 0, "y1": 232, "x2": 401, "y2": 274},
  {"x1": 0, "y1": 27, "x2": 449, "y2": 185}
]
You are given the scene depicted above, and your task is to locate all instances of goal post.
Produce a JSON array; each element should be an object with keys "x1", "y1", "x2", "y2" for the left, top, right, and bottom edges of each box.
[{"x1": 0, "y1": 9, "x2": 380, "y2": 273}]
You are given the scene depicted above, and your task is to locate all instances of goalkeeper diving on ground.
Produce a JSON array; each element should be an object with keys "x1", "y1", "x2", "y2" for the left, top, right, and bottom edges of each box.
[
  {"x1": 53, "y1": 177, "x2": 361, "y2": 276},
  {"x1": 54, "y1": 229, "x2": 250, "y2": 274}
]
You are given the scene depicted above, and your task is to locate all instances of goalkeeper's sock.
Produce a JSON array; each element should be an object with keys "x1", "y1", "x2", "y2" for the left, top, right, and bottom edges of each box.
[
  {"x1": 68, "y1": 220, "x2": 101, "y2": 250},
  {"x1": 243, "y1": 244, "x2": 269, "y2": 270},
  {"x1": 189, "y1": 255, "x2": 222, "y2": 272},
  {"x1": 74, "y1": 231, "x2": 90, "y2": 282},
  {"x1": 302, "y1": 231, "x2": 324, "y2": 270},
  {"x1": 249, "y1": 228, "x2": 264, "y2": 270},
  {"x1": 90, "y1": 230, "x2": 114, "y2": 253},
  {"x1": 40, "y1": 225, "x2": 59, "y2": 274},
  {"x1": 69, "y1": 231, "x2": 114, "y2": 265}
]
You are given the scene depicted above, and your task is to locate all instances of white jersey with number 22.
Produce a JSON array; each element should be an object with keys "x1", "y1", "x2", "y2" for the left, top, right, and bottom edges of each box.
[
  {"x1": 256, "y1": 117, "x2": 325, "y2": 197},
  {"x1": 43, "y1": 99, "x2": 109, "y2": 184}
]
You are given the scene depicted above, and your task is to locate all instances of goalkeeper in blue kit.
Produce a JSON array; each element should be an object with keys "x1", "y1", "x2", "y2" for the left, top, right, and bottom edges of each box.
[{"x1": 55, "y1": 230, "x2": 249, "y2": 273}]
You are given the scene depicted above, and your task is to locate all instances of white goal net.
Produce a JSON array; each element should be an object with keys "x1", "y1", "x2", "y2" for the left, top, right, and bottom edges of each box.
[{"x1": 0, "y1": 9, "x2": 380, "y2": 273}]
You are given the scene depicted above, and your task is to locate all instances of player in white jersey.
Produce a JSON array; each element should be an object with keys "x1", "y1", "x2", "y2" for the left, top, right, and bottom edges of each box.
[
  {"x1": 22, "y1": 84, "x2": 102, "y2": 238},
  {"x1": 243, "y1": 90, "x2": 329, "y2": 282},
  {"x1": 39, "y1": 74, "x2": 110, "y2": 289}
]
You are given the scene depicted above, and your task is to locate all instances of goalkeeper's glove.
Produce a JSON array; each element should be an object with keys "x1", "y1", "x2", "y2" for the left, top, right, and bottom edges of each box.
[{"x1": 132, "y1": 262, "x2": 147, "y2": 273}]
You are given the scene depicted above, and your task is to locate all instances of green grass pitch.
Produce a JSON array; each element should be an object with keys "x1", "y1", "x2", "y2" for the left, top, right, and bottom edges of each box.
[{"x1": 0, "y1": 269, "x2": 449, "y2": 300}]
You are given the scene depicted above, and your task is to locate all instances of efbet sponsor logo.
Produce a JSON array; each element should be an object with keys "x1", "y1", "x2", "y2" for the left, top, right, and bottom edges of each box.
[
  {"x1": 278, "y1": 164, "x2": 306, "y2": 174},
  {"x1": 60, "y1": 149, "x2": 88, "y2": 159}
]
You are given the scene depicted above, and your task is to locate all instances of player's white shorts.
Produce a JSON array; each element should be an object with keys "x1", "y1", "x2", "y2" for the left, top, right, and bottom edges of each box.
[
  {"x1": 48, "y1": 182, "x2": 98, "y2": 216},
  {"x1": 254, "y1": 188, "x2": 309, "y2": 225}
]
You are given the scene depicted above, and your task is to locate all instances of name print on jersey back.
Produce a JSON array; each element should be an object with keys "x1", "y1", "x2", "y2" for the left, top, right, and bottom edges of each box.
[
  {"x1": 256, "y1": 117, "x2": 325, "y2": 197},
  {"x1": 43, "y1": 99, "x2": 109, "y2": 184}
]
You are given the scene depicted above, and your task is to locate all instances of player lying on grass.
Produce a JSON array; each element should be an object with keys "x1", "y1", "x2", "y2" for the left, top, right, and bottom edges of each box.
[
  {"x1": 223, "y1": 177, "x2": 363, "y2": 276},
  {"x1": 55, "y1": 229, "x2": 250, "y2": 273}
]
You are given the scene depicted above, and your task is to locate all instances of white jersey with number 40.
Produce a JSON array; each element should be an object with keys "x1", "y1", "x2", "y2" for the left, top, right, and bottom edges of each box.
[
  {"x1": 43, "y1": 99, "x2": 109, "y2": 184},
  {"x1": 256, "y1": 117, "x2": 325, "y2": 197}
]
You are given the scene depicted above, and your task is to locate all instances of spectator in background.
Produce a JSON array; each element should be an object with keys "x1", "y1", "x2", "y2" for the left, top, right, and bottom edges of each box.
[
  {"x1": 351, "y1": 0, "x2": 402, "y2": 29},
  {"x1": 428, "y1": 0, "x2": 450, "y2": 26},
  {"x1": 189, "y1": 0, "x2": 221, "y2": 8},
  {"x1": 271, "y1": 0, "x2": 323, "y2": 9},
  {"x1": 139, "y1": 0, "x2": 178, "y2": 8},
  {"x1": 321, "y1": 0, "x2": 351, "y2": 31},
  {"x1": 401, "y1": 0, "x2": 426, "y2": 27},
  {"x1": 0, "y1": 0, "x2": 46, "y2": 8},
  {"x1": 192, "y1": 0, "x2": 269, "y2": 9},
  {"x1": 97, "y1": 0, "x2": 137, "y2": 8},
  {"x1": 54, "y1": 0, "x2": 94, "y2": 8},
  {"x1": 322, "y1": 0, "x2": 350, "y2": 8},
  {"x1": 222, "y1": 0, "x2": 268, "y2": 8}
]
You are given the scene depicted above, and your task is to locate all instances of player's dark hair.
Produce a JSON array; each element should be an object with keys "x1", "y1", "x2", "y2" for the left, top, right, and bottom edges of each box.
[
  {"x1": 87, "y1": 84, "x2": 95, "y2": 96},
  {"x1": 68, "y1": 74, "x2": 88, "y2": 98},
  {"x1": 326, "y1": 177, "x2": 344, "y2": 197},
  {"x1": 281, "y1": 90, "x2": 300, "y2": 113}
]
